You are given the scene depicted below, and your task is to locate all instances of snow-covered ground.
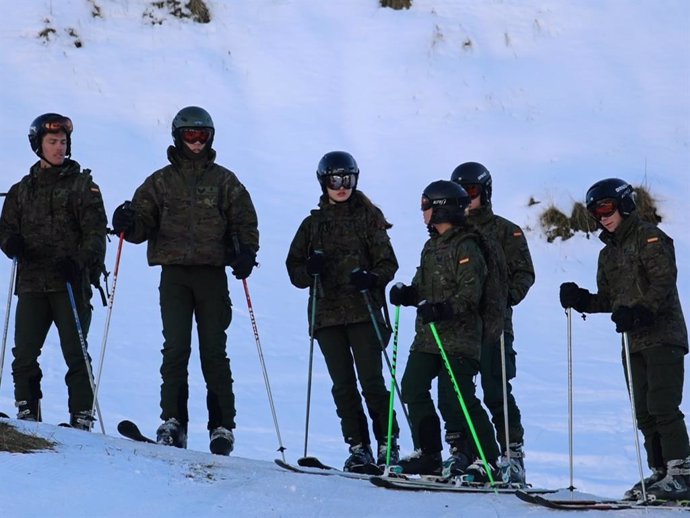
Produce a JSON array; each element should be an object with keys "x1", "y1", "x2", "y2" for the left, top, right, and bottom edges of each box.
[{"x1": 0, "y1": 1, "x2": 688, "y2": 516}]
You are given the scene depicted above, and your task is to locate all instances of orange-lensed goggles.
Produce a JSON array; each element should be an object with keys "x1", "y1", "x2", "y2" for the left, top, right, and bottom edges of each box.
[
  {"x1": 589, "y1": 199, "x2": 618, "y2": 219},
  {"x1": 462, "y1": 184, "x2": 482, "y2": 199},
  {"x1": 180, "y1": 128, "x2": 212, "y2": 144},
  {"x1": 43, "y1": 118, "x2": 73, "y2": 133}
]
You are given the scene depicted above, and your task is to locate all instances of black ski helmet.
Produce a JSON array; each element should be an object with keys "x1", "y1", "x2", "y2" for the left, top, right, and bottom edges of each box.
[
  {"x1": 450, "y1": 161, "x2": 492, "y2": 204},
  {"x1": 422, "y1": 180, "x2": 470, "y2": 225},
  {"x1": 171, "y1": 106, "x2": 215, "y2": 149},
  {"x1": 316, "y1": 151, "x2": 359, "y2": 190},
  {"x1": 585, "y1": 178, "x2": 636, "y2": 217},
  {"x1": 28, "y1": 113, "x2": 73, "y2": 159}
]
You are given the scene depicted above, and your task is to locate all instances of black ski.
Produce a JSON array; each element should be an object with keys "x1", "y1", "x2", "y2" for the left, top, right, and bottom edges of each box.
[
  {"x1": 515, "y1": 489, "x2": 690, "y2": 511},
  {"x1": 370, "y1": 475, "x2": 558, "y2": 494},
  {"x1": 117, "y1": 419, "x2": 156, "y2": 444},
  {"x1": 0, "y1": 412, "x2": 9, "y2": 419},
  {"x1": 297, "y1": 455, "x2": 382, "y2": 475},
  {"x1": 275, "y1": 459, "x2": 382, "y2": 480}
]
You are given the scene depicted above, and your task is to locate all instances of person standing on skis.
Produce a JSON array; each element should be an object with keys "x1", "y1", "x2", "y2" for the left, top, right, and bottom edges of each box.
[
  {"x1": 111, "y1": 106, "x2": 258, "y2": 456},
  {"x1": 560, "y1": 178, "x2": 689, "y2": 501},
  {"x1": 390, "y1": 180, "x2": 500, "y2": 481},
  {"x1": 285, "y1": 151, "x2": 400, "y2": 473},
  {"x1": 0, "y1": 113, "x2": 107, "y2": 430},
  {"x1": 450, "y1": 162, "x2": 535, "y2": 484}
]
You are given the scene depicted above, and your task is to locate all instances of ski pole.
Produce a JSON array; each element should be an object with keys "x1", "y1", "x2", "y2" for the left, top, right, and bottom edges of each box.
[
  {"x1": 0, "y1": 258, "x2": 17, "y2": 392},
  {"x1": 66, "y1": 282, "x2": 105, "y2": 433},
  {"x1": 239, "y1": 276, "x2": 287, "y2": 462},
  {"x1": 359, "y1": 286, "x2": 411, "y2": 429},
  {"x1": 385, "y1": 305, "x2": 401, "y2": 467},
  {"x1": 566, "y1": 307, "x2": 575, "y2": 491},
  {"x1": 427, "y1": 316, "x2": 497, "y2": 489},
  {"x1": 302, "y1": 274, "x2": 319, "y2": 461},
  {"x1": 499, "y1": 331, "x2": 510, "y2": 463},
  {"x1": 622, "y1": 331, "x2": 647, "y2": 502},
  {"x1": 90, "y1": 233, "x2": 124, "y2": 431}
]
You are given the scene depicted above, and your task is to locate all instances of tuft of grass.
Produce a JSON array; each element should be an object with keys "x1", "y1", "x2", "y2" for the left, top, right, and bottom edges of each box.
[
  {"x1": 380, "y1": 0, "x2": 412, "y2": 10},
  {"x1": 0, "y1": 422, "x2": 55, "y2": 454}
]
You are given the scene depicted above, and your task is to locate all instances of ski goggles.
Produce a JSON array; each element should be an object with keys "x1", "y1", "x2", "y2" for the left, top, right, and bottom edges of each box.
[
  {"x1": 43, "y1": 117, "x2": 73, "y2": 134},
  {"x1": 324, "y1": 174, "x2": 356, "y2": 190},
  {"x1": 180, "y1": 128, "x2": 212, "y2": 144},
  {"x1": 588, "y1": 198, "x2": 618, "y2": 219},
  {"x1": 461, "y1": 184, "x2": 482, "y2": 199}
]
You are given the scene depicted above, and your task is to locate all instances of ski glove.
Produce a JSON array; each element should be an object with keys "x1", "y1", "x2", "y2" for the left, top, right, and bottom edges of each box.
[
  {"x1": 417, "y1": 300, "x2": 454, "y2": 325},
  {"x1": 389, "y1": 283, "x2": 417, "y2": 307},
  {"x1": 3, "y1": 234, "x2": 24, "y2": 259},
  {"x1": 350, "y1": 268, "x2": 378, "y2": 292},
  {"x1": 306, "y1": 250, "x2": 325, "y2": 276},
  {"x1": 229, "y1": 246, "x2": 257, "y2": 280},
  {"x1": 611, "y1": 305, "x2": 655, "y2": 333},
  {"x1": 559, "y1": 282, "x2": 591, "y2": 312},
  {"x1": 112, "y1": 201, "x2": 135, "y2": 236},
  {"x1": 56, "y1": 257, "x2": 81, "y2": 285}
]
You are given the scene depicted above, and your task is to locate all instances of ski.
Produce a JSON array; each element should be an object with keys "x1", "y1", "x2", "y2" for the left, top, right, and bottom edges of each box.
[
  {"x1": 117, "y1": 419, "x2": 156, "y2": 444},
  {"x1": 369, "y1": 475, "x2": 558, "y2": 494},
  {"x1": 515, "y1": 489, "x2": 690, "y2": 511},
  {"x1": 0, "y1": 412, "x2": 9, "y2": 419},
  {"x1": 297, "y1": 455, "x2": 382, "y2": 475},
  {"x1": 275, "y1": 459, "x2": 382, "y2": 480}
]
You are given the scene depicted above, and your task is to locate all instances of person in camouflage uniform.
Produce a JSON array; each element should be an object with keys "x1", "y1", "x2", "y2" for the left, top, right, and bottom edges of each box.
[
  {"x1": 451, "y1": 162, "x2": 535, "y2": 484},
  {"x1": 389, "y1": 180, "x2": 500, "y2": 480},
  {"x1": 0, "y1": 113, "x2": 107, "y2": 430},
  {"x1": 111, "y1": 106, "x2": 258, "y2": 456},
  {"x1": 286, "y1": 151, "x2": 400, "y2": 472},
  {"x1": 560, "y1": 178, "x2": 689, "y2": 501}
]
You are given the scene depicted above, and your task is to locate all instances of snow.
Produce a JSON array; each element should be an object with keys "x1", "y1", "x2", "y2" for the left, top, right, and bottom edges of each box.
[{"x1": 0, "y1": 0, "x2": 688, "y2": 516}]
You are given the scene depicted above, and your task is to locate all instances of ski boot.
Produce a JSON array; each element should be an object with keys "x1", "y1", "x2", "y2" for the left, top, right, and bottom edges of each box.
[
  {"x1": 15, "y1": 400, "x2": 40, "y2": 422},
  {"x1": 646, "y1": 457, "x2": 690, "y2": 501},
  {"x1": 396, "y1": 449, "x2": 443, "y2": 476},
  {"x1": 343, "y1": 443, "x2": 378, "y2": 474},
  {"x1": 623, "y1": 467, "x2": 665, "y2": 500},
  {"x1": 463, "y1": 458, "x2": 500, "y2": 484},
  {"x1": 156, "y1": 418, "x2": 187, "y2": 448},
  {"x1": 69, "y1": 410, "x2": 95, "y2": 431},
  {"x1": 377, "y1": 438, "x2": 400, "y2": 466},
  {"x1": 209, "y1": 426, "x2": 234, "y2": 456},
  {"x1": 442, "y1": 445, "x2": 471, "y2": 479},
  {"x1": 498, "y1": 442, "x2": 526, "y2": 485}
]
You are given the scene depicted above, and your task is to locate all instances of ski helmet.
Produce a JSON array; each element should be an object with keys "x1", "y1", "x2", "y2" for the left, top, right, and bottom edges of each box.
[
  {"x1": 316, "y1": 151, "x2": 359, "y2": 191},
  {"x1": 421, "y1": 180, "x2": 470, "y2": 225},
  {"x1": 28, "y1": 113, "x2": 73, "y2": 159},
  {"x1": 450, "y1": 161, "x2": 492, "y2": 204},
  {"x1": 171, "y1": 106, "x2": 215, "y2": 149},
  {"x1": 585, "y1": 178, "x2": 636, "y2": 218}
]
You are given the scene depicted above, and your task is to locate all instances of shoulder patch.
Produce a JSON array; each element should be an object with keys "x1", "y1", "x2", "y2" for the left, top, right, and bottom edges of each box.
[
  {"x1": 646, "y1": 236, "x2": 659, "y2": 244},
  {"x1": 458, "y1": 257, "x2": 470, "y2": 265},
  {"x1": 90, "y1": 187, "x2": 100, "y2": 193},
  {"x1": 512, "y1": 231, "x2": 523, "y2": 237}
]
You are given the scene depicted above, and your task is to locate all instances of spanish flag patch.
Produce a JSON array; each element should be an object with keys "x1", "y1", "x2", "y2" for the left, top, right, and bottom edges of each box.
[
  {"x1": 459, "y1": 257, "x2": 470, "y2": 265},
  {"x1": 646, "y1": 236, "x2": 659, "y2": 244}
]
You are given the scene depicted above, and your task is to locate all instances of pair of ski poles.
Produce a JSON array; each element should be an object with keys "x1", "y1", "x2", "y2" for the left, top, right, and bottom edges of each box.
[{"x1": 565, "y1": 308, "x2": 647, "y2": 500}]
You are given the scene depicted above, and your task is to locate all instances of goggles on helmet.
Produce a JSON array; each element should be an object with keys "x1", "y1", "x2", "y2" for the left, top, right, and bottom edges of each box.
[
  {"x1": 461, "y1": 184, "x2": 482, "y2": 199},
  {"x1": 325, "y1": 174, "x2": 356, "y2": 190},
  {"x1": 180, "y1": 128, "x2": 212, "y2": 145},
  {"x1": 589, "y1": 198, "x2": 618, "y2": 220},
  {"x1": 42, "y1": 117, "x2": 73, "y2": 134}
]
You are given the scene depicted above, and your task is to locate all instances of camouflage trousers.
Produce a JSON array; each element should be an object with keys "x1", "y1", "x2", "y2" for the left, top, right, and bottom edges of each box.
[
  {"x1": 12, "y1": 291, "x2": 94, "y2": 413},
  {"x1": 158, "y1": 265, "x2": 235, "y2": 430}
]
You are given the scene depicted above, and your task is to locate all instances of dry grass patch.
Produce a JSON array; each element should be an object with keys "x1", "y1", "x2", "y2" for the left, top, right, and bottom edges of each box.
[{"x1": 0, "y1": 422, "x2": 55, "y2": 454}]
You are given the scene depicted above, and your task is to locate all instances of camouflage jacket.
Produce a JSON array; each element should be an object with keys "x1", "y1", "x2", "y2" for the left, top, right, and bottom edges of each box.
[
  {"x1": 125, "y1": 146, "x2": 259, "y2": 266},
  {"x1": 584, "y1": 213, "x2": 688, "y2": 353},
  {"x1": 410, "y1": 225, "x2": 486, "y2": 360},
  {"x1": 0, "y1": 159, "x2": 107, "y2": 298},
  {"x1": 468, "y1": 205, "x2": 535, "y2": 336},
  {"x1": 285, "y1": 191, "x2": 398, "y2": 331}
]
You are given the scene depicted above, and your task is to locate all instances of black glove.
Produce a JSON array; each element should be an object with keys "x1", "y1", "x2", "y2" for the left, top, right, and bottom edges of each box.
[
  {"x1": 389, "y1": 283, "x2": 417, "y2": 307},
  {"x1": 229, "y1": 245, "x2": 257, "y2": 280},
  {"x1": 418, "y1": 300, "x2": 454, "y2": 325},
  {"x1": 112, "y1": 201, "x2": 135, "y2": 235},
  {"x1": 3, "y1": 234, "x2": 24, "y2": 259},
  {"x1": 350, "y1": 268, "x2": 379, "y2": 292},
  {"x1": 559, "y1": 282, "x2": 591, "y2": 312},
  {"x1": 306, "y1": 250, "x2": 325, "y2": 276},
  {"x1": 56, "y1": 257, "x2": 81, "y2": 285},
  {"x1": 611, "y1": 305, "x2": 655, "y2": 333}
]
